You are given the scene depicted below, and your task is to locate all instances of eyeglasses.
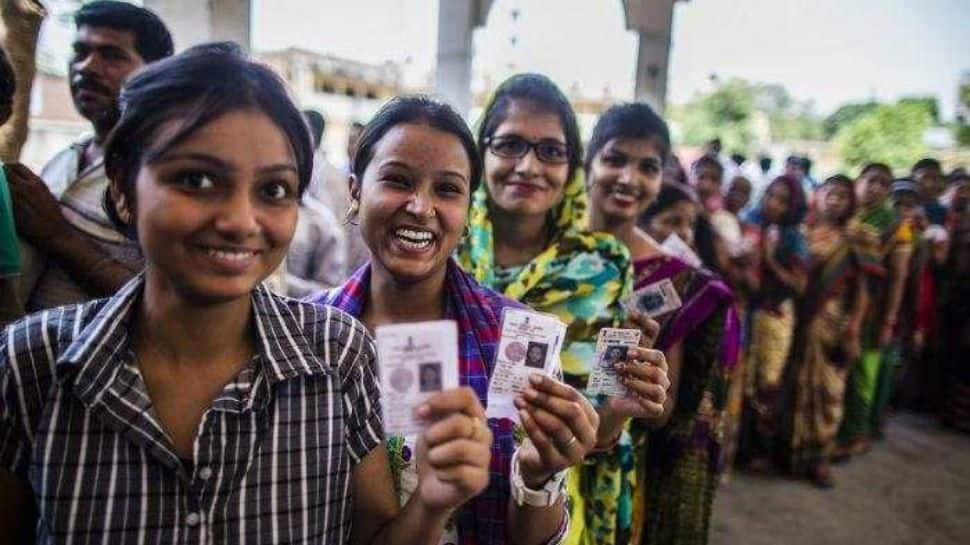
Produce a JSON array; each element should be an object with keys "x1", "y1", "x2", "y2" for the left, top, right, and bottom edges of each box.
[{"x1": 484, "y1": 135, "x2": 570, "y2": 164}]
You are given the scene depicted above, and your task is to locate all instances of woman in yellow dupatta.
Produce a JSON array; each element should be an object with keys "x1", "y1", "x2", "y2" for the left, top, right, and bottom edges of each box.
[{"x1": 459, "y1": 74, "x2": 670, "y2": 545}]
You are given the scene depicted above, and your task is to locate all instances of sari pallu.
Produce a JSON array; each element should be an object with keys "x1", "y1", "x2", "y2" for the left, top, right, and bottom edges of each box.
[
  {"x1": 627, "y1": 255, "x2": 740, "y2": 545},
  {"x1": 459, "y1": 167, "x2": 633, "y2": 545},
  {"x1": 312, "y1": 260, "x2": 527, "y2": 545},
  {"x1": 782, "y1": 229, "x2": 874, "y2": 474}
]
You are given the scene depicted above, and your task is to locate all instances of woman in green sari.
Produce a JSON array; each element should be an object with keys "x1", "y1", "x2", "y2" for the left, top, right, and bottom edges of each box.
[
  {"x1": 458, "y1": 74, "x2": 671, "y2": 545},
  {"x1": 836, "y1": 164, "x2": 914, "y2": 459}
]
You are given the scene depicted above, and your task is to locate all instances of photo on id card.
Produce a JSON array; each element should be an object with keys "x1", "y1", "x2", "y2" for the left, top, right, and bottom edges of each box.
[
  {"x1": 623, "y1": 278, "x2": 683, "y2": 318},
  {"x1": 487, "y1": 308, "x2": 567, "y2": 407},
  {"x1": 587, "y1": 328, "x2": 641, "y2": 397},
  {"x1": 375, "y1": 320, "x2": 459, "y2": 436}
]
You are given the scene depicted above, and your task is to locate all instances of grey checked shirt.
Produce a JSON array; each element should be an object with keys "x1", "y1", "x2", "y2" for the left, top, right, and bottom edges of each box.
[{"x1": 0, "y1": 275, "x2": 383, "y2": 544}]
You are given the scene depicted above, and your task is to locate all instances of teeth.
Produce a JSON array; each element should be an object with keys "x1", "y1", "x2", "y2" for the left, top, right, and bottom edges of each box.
[
  {"x1": 397, "y1": 238, "x2": 432, "y2": 250},
  {"x1": 395, "y1": 228, "x2": 434, "y2": 242},
  {"x1": 204, "y1": 247, "x2": 256, "y2": 261}
]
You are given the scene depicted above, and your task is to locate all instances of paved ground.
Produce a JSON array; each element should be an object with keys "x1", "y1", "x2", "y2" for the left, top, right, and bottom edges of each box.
[{"x1": 710, "y1": 412, "x2": 970, "y2": 545}]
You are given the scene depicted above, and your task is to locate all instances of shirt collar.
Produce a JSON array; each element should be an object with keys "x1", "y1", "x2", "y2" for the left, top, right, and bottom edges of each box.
[{"x1": 57, "y1": 275, "x2": 331, "y2": 404}]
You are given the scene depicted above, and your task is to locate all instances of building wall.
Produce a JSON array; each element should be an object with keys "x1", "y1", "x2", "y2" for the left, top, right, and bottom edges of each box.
[{"x1": 23, "y1": 72, "x2": 87, "y2": 171}]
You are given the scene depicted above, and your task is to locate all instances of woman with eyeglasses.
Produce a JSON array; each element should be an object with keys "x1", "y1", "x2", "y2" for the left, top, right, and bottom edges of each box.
[{"x1": 458, "y1": 74, "x2": 671, "y2": 545}]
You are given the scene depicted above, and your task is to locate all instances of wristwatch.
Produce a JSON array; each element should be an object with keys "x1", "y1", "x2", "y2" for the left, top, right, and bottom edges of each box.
[{"x1": 510, "y1": 443, "x2": 566, "y2": 507}]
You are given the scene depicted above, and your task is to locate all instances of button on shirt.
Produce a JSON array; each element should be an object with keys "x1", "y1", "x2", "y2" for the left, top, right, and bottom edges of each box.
[{"x1": 0, "y1": 275, "x2": 383, "y2": 544}]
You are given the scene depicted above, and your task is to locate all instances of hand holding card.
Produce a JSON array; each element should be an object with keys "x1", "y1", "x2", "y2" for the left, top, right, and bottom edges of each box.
[
  {"x1": 413, "y1": 387, "x2": 493, "y2": 512},
  {"x1": 513, "y1": 374, "x2": 599, "y2": 488},
  {"x1": 606, "y1": 346, "x2": 671, "y2": 420},
  {"x1": 486, "y1": 308, "x2": 567, "y2": 421},
  {"x1": 622, "y1": 278, "x2": 684, "y2": 319},
  {"x1": 586, "y1": 328, "x2": 641, "y2": 397}
]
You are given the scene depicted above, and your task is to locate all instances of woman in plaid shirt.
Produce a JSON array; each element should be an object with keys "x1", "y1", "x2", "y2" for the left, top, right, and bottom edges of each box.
[{"x1": 0, "y1": 43, "x2": 490, "y2": 544}]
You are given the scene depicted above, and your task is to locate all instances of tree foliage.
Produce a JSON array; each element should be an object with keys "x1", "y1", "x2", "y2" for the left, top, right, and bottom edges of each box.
[
  {"x1": 670, "y1": 77, "x2": 822, "y2": 155},
  {"x1": 823, "y1": 102, "x2": 879, "y2": 139},
  {"x1": 834, "y1": 101, "x2": 932, "y2": 171}
]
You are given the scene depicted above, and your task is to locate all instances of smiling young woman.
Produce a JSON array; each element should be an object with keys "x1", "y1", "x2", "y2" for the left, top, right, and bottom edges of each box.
[
  {"x1": 586, "y1": 103, "x2": 740, "y2": 545},
  {"x1": 0, "y1": 44, "x2": 468, "y2": 545},
  {"x1": 458, "y1": 75, "x2": 671, "y2": 545},
  {"x1": 312, "y1": 95, "x2": 602, "y2": 545}
]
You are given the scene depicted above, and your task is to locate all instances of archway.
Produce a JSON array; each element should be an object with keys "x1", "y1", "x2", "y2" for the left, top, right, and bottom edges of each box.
[{"x1": 436, "y1": 0, "x2": 686, "y2": 115}]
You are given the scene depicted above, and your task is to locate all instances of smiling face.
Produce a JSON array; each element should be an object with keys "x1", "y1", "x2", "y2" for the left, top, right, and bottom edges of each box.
[
  {"x1": 725, "y1": 177, "x2": 752, "y2": 215},
  {"x1": 820, "y1": 182, "x2": 853, "y2": 224},
  {"x1": 857, "y1": 168, "x2": 892, "y2": 208},
  {"x1": 588, "y1": 137, "x2": 664, "y2": 224},
  {"x1": 484, "y1": 99, "x2": 570, "y2": 220},
  {"x1": 120, "y1": 109, "x2": 300, "y2": 305},
  {"x1": 646, "y1": 200, "x2": 698, "y2": 247},
  {"x1": 914, "y1": 166, "x2": 944, "y2": 201},
  {"x1": 355, "y1": 123, "x2": 471, "y2": 284},
  {"x1": 691, "y1": 162, "x2": 723, "y2": 204},
  {"x1": 69, "y1": 25, "x2": 145, "y2": 130},
  {"x1": 762, "y1": 181, "x2": 791, "y2": 225}
]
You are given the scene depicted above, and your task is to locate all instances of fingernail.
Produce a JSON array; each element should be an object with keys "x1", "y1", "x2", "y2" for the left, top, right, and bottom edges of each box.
[
  {"x1": 524, "y1": 388, "x2": 538, "y2": 400},
  {"x1": 519, "y1": 409, "x2": 530, "y2": 422},
  {"x1": 529, "y1": 374, "x2": 543, "y2": 385},
  {"x1": 415, "y1": 404, "x2": 430, "y2": 419},
  {"x1": 514, "y1": 396, "x2": 525, "y2": 408}
]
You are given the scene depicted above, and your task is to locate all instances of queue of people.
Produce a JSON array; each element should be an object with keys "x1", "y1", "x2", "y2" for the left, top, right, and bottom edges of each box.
[{"x1": 0, "y1": 2, "x2": 967, "y2": 545}]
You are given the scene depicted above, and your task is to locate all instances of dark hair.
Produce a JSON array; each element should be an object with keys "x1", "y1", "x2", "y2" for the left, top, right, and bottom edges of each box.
[
  {"x1": 948, "y1": 168, "x2": 969, "y2": 186},
  {"x1": 764, "y1": 175, "x2": 808, "y2": 226},
  {"x1": 690, "y1": 154, "x2": 724, "y2": 179},
  {"x1": 584, "y1": 102, "x2": 670, "y2": 169},
  {"x1": 664, "y1": 154, "x2": 688, "y2": 186},
  {"x1": 0, "y1": 47, "x2": 14, "y2": 125},
  {"x1": 103, "y1": 42, "x2": 313, "y2": 236},
  {"x1": 820, "y1": 174, "x2": 856, "y2": 223},
  {"x1": 303, "y1": 109, "x2": 325, "y2": 149},
  {"x1": 758, "y1": 155, "x2": 772, "y2": 173},
  {"x1": 352, "y1": 95, "x2": 482, "y2": 193},
  {"x1": 75, "y1": 1, "x2": 173, "y2": 63},
  {"x1": 478, "y1": 73, "x2": 582, "y2": 182},
  {"x1": 860, "y1": 162, "x2": 892, "y2": 180},
  {"x1": 0, "y1": 46, "x2": 14, "y2": 102},
  {"x1": 911, "y1": 157, "x2": 942, "y2": 174},
  {"x1": 801, "y1": 156, "x2": 812, "y2": 174},
  {"x1": 639, "y1": 182, "x2": 697, "y2": 225}
]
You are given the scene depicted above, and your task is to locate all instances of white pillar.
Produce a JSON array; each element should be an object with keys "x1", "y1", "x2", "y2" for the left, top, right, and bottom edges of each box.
[
  {"x1": 625, "y1": 0, "x2": 681, "y2": 114},
  {"x1": 144, "y1": 0, "x2": 251, "y2": 53},
  {"x1": 634, "y1": 30, "x2": 671, "y2": 113},
  {"x1": 435, "y1": 0, "x2": 477, "y2": 117}
]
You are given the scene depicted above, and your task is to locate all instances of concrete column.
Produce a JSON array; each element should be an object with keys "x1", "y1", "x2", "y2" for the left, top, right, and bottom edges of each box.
[
  {"x1": 209, "y1": 0, "x2": 251, "y2": 52},
  {"x1": 626, "y1": 0, "x2": 680, "y2": 114},
  {"x1": 144, "y1": 0, "x2": 251, "y2": 52},
  {"x1": 435, "y1": 0, "x2": 477, "y2": 117},
  {"x1": 634, "y1": 30, "x2": 671, "y2": 113}
]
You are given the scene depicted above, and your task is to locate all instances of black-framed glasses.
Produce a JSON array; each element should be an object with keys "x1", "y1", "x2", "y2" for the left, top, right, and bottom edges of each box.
[{"x1": 484, "y1": 135, "x2": 570, "y2": 164}]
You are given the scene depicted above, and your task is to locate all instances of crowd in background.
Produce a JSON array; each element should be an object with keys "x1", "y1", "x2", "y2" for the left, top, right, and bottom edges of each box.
[{"x1": 0, "y1": 2, "x2": 968, "y2": 545}]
